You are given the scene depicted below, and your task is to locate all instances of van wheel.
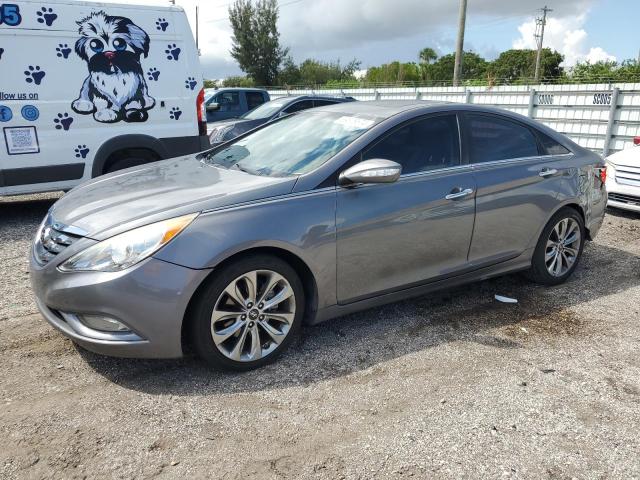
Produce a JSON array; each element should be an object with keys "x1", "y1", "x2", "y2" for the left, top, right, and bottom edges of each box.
[
  {"x1": 189, "y1": 255, "x2": 304, "y2": 371},
  {"x1": 526, "y1": 207, "x2": 585, "y2": 285},
  {"x1": 103, "y1": 149, "x2": 159, "y2": 175}
]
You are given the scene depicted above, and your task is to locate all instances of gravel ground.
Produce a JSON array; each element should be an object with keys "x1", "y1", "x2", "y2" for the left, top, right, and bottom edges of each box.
[{"x1": 1, "y1": 193, "x2": 640, "y2": 480}]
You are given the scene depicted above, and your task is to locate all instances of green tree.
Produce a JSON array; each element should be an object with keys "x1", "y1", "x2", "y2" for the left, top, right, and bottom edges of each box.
[
  {"x1": 365, "y1": 61, "x2": 421, "y2": 84},
  {"x1": 424, "y1": 52, "x2": 488, "y2": 83},
  {"x1": 203, "y1": 79, "x2": 218, "y2": 89},
  {"x1": 229, "y1": 0, "x2": 288, "y2": 86},
  {"x1": 565, "y1": 59, "x2": 640, "y2": 83},
  {"x1": 222, "y1": 76, "x2": 256, "y2": 87},
  {"x1": 489, "y1": 48, "x2": 563, "y2": 83},
  {"x1": 419, "y1": 47, "x2": 438, "y2": 64},
  {"x1": 277, "y1": 57, "x2": 361, "y2": 86}
]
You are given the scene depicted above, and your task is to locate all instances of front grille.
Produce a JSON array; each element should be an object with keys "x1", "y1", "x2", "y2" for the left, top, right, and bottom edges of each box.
[
  {"x1": 614, "y1": 164, "x2": 640, "y2": 187},
  {"x1": 34, "y1": 216, "x2": 85, "y2": 265},
  {"x1": 608, "y1": 192, "x2": 640, "y2": 206}
]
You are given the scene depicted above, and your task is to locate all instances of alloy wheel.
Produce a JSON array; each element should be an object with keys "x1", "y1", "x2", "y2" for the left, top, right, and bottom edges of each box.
[
  {"x1": 545, "y1": 217, "x2": 581, "y2": 277},
  {"x1": 210, "y1": 270, "x2": 296, "y2": 362}
]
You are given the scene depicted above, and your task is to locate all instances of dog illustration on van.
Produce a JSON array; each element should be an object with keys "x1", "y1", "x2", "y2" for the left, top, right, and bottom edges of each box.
[{"x1": 71, "y1": 11, "x2": 155, "y2": 123}]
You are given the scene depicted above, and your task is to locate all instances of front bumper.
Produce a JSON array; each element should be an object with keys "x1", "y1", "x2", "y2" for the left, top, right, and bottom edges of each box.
[{"x1": 30, "y1": 252, "x2": 211, "y2": 358}]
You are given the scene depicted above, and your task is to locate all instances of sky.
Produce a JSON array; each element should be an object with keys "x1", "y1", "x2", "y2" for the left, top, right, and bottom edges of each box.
[{"x1": 86, "y1": 0, "x2": 639, "y2": 79}]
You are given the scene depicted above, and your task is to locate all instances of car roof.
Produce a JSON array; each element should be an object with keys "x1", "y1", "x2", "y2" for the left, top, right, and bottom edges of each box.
[
  {"x1": 310, "y1": 100, "x2": 447, "y2": 116},
  {"x1": 273, "y1": 95, "x2": 354, "y2": 103},
  {"x1": 205, "y1": 88, "x2": 268, "y2": 93}
]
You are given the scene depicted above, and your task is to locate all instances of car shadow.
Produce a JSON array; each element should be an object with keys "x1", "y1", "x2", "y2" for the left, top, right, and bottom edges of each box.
[
  {"x1": 606, "y1": 206, "x2": 640, "y2": 220},
  {"x1": 79, "y1": 239, "x2": 640, "y2": 395}
]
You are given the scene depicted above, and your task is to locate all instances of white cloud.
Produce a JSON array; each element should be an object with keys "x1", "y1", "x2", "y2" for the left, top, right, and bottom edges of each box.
[{"x1": 512, "y1": 13, "x2": 616, "y2": 66}]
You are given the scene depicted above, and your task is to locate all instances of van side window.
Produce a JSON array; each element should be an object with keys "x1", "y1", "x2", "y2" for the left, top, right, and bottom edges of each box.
[
  {"x1": 466, "y1": 114, "x2": 539, "y2": 163},
  {"x1": 363, "y1": 115, "x2": 460, "y2": 175},
  {"x1": 246, "y1": 92, "x2": 266, "y2": 110},
  {"x1": 538, "y1": 132, "x2": 571, "y2": 155}
]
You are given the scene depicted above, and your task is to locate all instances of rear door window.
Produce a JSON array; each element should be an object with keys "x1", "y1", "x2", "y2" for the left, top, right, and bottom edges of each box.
[
  {"x1": 283, "y1": 100, "x2": 314, "y2": 114},
  {"x1": 246, "y1": 92, "x2": 266, "y2": 110},
  {"x1": 538, "y1": 132, "x2": 571, "y2": 155},
  {"x1": 363, "y1": 114, "x2": 460, "y2": 174},
  {"x1": 465, "y1": 114, "x2": 540, "y2": 163},
  {"x1": 314, "y1": 100, "x2": 339, "y2": 107}
]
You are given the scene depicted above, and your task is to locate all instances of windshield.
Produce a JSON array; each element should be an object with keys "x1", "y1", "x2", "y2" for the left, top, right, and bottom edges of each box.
[
  {"x1": 203, "y1": 111, "x2": 378, "y2": 177},
  {"x1": 204, "y1": 91, "x2": 216, "y2": 103},
  {"x1": 240, "y1": 99, "x2": 287, "y2": 120}
]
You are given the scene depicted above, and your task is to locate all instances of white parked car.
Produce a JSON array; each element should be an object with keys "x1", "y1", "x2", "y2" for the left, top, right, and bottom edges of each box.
[
  {"x1": 606, "y1": 137, "x2": 640, "y2": 213},
  {"x1": 0, "y1": 0, "x2": 208, "y2": 197}
]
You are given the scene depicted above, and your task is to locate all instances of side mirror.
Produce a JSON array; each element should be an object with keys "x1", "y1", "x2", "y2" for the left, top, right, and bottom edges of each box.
[
  {"x1": 338, "y1": 159, "x2": 402, "y2": 187},
  {"x1": 207, "y1": 102, "x2": 220, "y2": 112}
]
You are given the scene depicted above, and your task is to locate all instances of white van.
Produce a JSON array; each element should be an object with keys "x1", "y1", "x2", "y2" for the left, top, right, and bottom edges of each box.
[{"x1": 0, "y1": 0, "x2": 208, "y2": 196}]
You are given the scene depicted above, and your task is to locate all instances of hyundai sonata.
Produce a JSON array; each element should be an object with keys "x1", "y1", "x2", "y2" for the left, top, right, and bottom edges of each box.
[{"x1": 30, "y1": 101, "x2": 607, "y2": 370}]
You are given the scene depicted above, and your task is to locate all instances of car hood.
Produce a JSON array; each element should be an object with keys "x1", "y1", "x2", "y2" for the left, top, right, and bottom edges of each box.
[
  {"x1": 607, "y1": 147, "x2": 640, "y2": 167},
  {"x1": 50, "y1": 155, "x2": 297, "y2": 240}
]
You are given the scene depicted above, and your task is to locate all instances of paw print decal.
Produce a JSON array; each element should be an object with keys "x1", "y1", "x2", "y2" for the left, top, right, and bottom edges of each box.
[
  {"x1": 156, "y1": 18, "x2": 169, "y2": 31},
  {"x1": 74, "y1": 145, "x2": 90, "y2": 159},
  {"x1": 24, "y1": 65, "x2": 45, "y2": 85},
  {"x1": 36, "y1": 7, "x2": 57, "y2": 26},
  {"x1": 0, "y1": 48, "x2": 4, "y2": 60},
  {"x1": 56, "y1": 43, "x2": 71, "y2": 59},
  {"x1": 54, "y1": 112, "x2": 73, "y2": 131},
  {"x1": 185, "y1": 77, "x2": 197, "y2": 90},
  {"x1": 169, "y1": 107, "x2": 182, "y2": 120},
  {"x1": 147, "y1": 67, "x2": 160, "y2": 81},
  {"x1": 165, "y1": 44, "x2": 181, "y2": 61}
]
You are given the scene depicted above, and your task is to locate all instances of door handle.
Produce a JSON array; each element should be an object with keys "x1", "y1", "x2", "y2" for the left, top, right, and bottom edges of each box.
[
  {"x1": 445, "y1": 188, "x2": 474, "y2": 200},
  {"x1": 539, "y1": 168, "x2": 558, "y2": 178}
]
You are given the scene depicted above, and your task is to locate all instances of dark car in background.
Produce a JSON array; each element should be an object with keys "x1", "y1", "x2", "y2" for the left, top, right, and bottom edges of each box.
[
  {"x1": 205, "y1": 88, "x2": 270, "y2": 122},
  {"x1": 208, "y1": 95, "x2": 356, "y2": 145}
]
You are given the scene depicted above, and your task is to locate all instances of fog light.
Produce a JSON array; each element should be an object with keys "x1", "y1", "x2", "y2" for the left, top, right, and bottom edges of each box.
[{"x1": 78, "y1": 314, "x2": 130, "y2": 332}]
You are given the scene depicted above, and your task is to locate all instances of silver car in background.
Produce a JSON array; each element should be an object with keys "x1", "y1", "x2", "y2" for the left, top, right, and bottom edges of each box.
[{"x1": 30, "y1": 101, "x2": 607, "y2": 370}]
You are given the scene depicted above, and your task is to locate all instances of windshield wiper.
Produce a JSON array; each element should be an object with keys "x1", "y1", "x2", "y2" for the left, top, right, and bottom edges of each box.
[{"x1": 231, "y1": 163, "x2": 259, "y2": 175}]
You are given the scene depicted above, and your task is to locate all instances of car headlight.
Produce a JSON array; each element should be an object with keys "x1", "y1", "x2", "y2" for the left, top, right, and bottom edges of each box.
[
  {"x1": 209, "y1": 125, "x2": 233, "y2": 143},
  {"x1": 59, "y1": 214, "x2": 198, "y2": 272}
]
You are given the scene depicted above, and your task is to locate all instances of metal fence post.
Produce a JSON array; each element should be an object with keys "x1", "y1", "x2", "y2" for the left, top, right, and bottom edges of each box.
[
  {"x1": 528, "y1": 88, "x2": 536, "y2": 118},
  {"x1": 465, "y1": 89, "x2": 472, "y2": 103},
  {"x1": 603, "y1": 87, "x2": 620, "y2": 157},
  {"x1": 416, "y1": 88, "x2": 422, "y2": 100},
  {"x1": 375, "y1": 89, "x2": 381, "y2": 101}
]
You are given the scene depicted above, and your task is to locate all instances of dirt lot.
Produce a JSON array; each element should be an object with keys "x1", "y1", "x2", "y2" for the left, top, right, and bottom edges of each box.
[{"x1": 1, "y1": 193, "x2": 639, "y2": 480}]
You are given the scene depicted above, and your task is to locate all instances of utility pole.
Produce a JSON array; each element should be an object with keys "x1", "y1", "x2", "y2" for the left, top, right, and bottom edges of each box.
[
  {"x1": 534, "y1": 5, "x2": 552, "y2": 83},
  {"x1": 453, "y1": 0, "x2": 468, "y2": 87}
]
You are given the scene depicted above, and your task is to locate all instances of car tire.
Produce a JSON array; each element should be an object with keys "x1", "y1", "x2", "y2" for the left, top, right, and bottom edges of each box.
[
  {"x1": 190, "y1": 254, "x2": 305, "y2": 371},
  {"x1": 526, "y1": 207, "x2": 585, "y2": 285}
]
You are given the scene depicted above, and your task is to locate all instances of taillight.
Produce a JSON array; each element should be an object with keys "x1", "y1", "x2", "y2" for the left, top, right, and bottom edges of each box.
[
  {"x1": 599, "y1": 166, "x2": 607, "y2": 183},
  {"x1": 196, "y1": 88, "x2": 206, "y2": 136},
  {"x1": 634, "y1": 136, "x2": 640, "y2": 146}
]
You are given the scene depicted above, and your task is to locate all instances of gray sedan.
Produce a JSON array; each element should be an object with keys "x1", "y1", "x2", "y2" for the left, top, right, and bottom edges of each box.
[{"x1": 30, "y1": 101, "x2": 607, "y2": 370}]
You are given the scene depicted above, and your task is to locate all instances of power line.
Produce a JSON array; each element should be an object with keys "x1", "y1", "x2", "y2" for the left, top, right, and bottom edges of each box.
[{"x1": 534, "y1": 5, "x2": 552, "y2": 82}]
